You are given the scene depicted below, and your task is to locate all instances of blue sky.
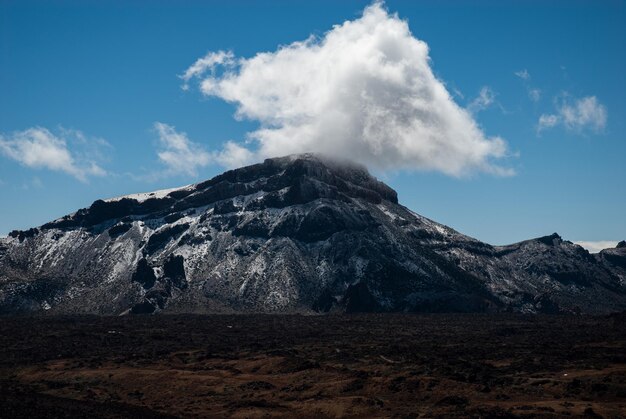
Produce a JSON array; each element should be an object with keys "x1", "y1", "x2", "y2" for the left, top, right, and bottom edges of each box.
[{"x1": 0, "y1": 0, "x2": 624, "y2": 248}]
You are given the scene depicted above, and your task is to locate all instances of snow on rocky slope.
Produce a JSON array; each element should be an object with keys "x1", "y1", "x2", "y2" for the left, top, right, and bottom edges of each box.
[{"x1": 1, "y1": 154, "x2": 625, "y2": 315}]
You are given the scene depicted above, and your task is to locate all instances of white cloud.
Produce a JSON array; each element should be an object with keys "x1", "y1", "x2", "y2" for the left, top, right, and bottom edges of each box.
[
  {"x1": 574, "y1": 241, "x2": 619, "y2": 254},
  {"x1": 537, "y1": 95, "x2": 607, "y2": 134},
  {"x1": 180, "y1": 51, "x2": 235, "y2": 91},
  {"x1": 182, "y1": 2, "x2": 513, "y2": 177},
  {"x1": 212, "y1": 141, "x2": 255, "y2": 168},
  {"x1": 0, "y1": 127, "x2": 108, "y2": 182},
  {"x1": 528, "y1": 88, "x2": 541, "y2": 102},
  {"x1": 153, "y1": 122, "x2": 251, "y2": 176},
  {"x1": 514, "y1": 69, "x2": 530, "y2": 80},
  {"x1": 154, "y1": 122, "x2": 212, "y2": 176},
  {"x1": 537, "y1": 114, "x2": 559, "y2": 131},
  {"x1": 468, "y1": 86, "x2": 496, "y2": 113},
  {"x1": 514, "y1": 69, "x2": 542, "y2": 102},
  {"x1": 559, "y1": 96, "x2": 607, "y2": 131}
]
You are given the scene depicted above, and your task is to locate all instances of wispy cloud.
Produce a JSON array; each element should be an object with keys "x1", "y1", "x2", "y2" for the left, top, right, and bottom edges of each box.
[
  {"x1": 514, "y1": 69, "x2": 530, "y2": 80},
  {"x1": 181, "y1": 2, "x2": 513, "y2": 177},
  {"x1": 514, "y1": 69, "x2": 541, "y2": 102},
  {"x1": 21, "y1": 176, "x2": 43, "y2": 190},
  {"x1": 179, "y1": 51, "x2": 235, "y2": 91},
  {"x1": 154, "y1": 122, "x2": 212, "y2": 176},
  {"x1": 468, "y1": 86, "x2": 497, "y2": 114},
  {"x1": 538, "y1": 95, "x2": 607, "y2": 134},
  {"x1": 537, "y1": 114, "x2": 558, "y2": 130},
  {"x1": 0, "y1": 127, "x2": 109, "y2": 182},
  {"x1": 451, "y1": 87, "x2": 465, "y2": 100},
  {"x1": 528, "y1": 88, "x2": 541, "y2": 102},
  {"x1": 211, "y1": 141, "x2": 255, "y2": 169},
  {"x1": 559, "y1": 96, "x2": 607, "y2": 131},
  {"x1": 574, "y1": 241, "x2": 619, "y2": 254},
  {"x1": 152, "y1": 122, "x2": 252, "y2": 177}
]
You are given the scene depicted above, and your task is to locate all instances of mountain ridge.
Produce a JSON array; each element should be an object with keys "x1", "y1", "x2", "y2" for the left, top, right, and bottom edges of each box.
[{"x1": 1, "y1": 153, "x2": 625, "y2": 315}]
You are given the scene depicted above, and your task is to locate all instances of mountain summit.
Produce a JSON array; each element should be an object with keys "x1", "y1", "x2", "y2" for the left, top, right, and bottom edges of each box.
[{"x1": 1, "y1": 154, "x2": 625, "y2": 315}]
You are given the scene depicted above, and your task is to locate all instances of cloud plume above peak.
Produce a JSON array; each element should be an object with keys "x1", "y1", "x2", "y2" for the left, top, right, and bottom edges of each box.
[{"x1": 182, "y1": 2, "x2": 513, "y2": 176}]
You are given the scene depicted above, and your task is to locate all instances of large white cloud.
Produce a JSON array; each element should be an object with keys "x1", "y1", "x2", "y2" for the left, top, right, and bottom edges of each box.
[
  {"x1": 182, "y1": 2, "x2": 513, "y2": 176},
  {"x1": 0, "y1": 127, "x2": 107, "y2": 182}
]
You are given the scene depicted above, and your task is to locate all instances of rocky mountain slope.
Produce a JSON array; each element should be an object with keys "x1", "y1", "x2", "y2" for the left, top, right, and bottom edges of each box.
[{"x1": 1, "y1": 154, "x2": 625, "y2": 315}]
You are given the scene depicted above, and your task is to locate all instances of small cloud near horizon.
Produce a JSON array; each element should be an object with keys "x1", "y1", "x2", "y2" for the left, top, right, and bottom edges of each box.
[{"x1": 574, "y1": 240, "x2": 620, "y2": 254}]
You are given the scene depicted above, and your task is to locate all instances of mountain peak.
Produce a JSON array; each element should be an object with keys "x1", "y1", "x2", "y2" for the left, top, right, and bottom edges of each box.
[
  {"x1": 40, "y1": 154, "x2": 397, "y2": 232},
  {"x1": 262, "y1": 153, "x2": 398, "y2": 204},
  {"x1": 535, "y1": 232, "x2": 562, "y2": 246},
  {"x1": 213, "y1": 153, "x2": 398, "y2": 204}
]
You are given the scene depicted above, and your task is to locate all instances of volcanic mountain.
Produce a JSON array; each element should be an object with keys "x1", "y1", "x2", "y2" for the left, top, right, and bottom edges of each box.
[{"x1": 1, "y1": 154, "x2": 625, "y2": 315}]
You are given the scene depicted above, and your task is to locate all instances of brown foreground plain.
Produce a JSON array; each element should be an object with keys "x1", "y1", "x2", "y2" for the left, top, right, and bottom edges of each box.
[{"x1": 1, "y1": 313, "x2": 625, "y2": 418}]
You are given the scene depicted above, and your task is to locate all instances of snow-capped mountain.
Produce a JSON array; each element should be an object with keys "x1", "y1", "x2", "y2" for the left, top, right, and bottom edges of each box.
[{"x1": 1, "y1": 154, "x2": 625, "y2": 315}]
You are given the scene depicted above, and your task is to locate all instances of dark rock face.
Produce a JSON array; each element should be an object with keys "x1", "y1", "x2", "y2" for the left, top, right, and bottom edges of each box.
[
  {"x1": 599, "y1": 245, "x2": 626, "y2": 272},
  {"x1": 1, "y1": 153, "x2": 625, "y2": 315},
  {"x1": 132, "y1": 259, "x2": 156, "y2": 290},
  {"x1": 108, "y1": 223, "x2": 132, "y2": 238},
  {"x1": 163, "y1": 255, "x2": 186, "y2": 289},
  {"x1": 145, "y1": 223, "x2": 189, "y2": 254}
]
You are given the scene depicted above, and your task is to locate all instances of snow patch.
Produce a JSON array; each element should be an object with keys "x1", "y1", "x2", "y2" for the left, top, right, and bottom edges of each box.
[
  {"x1": 105, "y1": 184, "x2": 193, "y2": 203},
  {"x1": 377, "y1": 204, "x2": 401, "y2": 221}
]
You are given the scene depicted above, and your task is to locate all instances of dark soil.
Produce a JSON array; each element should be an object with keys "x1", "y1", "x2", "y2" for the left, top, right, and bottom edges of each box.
[{"x1": 1, "y1": 314, "x2": 625, "y2": 418}]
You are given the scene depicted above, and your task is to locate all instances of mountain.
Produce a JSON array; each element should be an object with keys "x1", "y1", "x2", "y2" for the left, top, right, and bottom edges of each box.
[{"x1": 1, "y1": 154, "x2": 625, "y2": 315}]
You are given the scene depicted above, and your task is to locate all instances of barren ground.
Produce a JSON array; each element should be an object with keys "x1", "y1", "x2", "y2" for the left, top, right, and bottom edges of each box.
[{"x1": 1, "y1": 314, "x2": 625, "y2": 418}]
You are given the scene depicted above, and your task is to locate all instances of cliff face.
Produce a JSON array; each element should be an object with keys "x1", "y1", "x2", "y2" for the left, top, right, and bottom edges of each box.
[{"x1": 1, "y1": 154, "x2": 625, "y2": 315}]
